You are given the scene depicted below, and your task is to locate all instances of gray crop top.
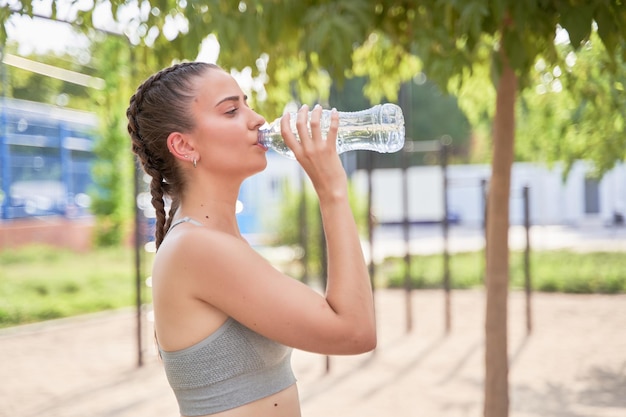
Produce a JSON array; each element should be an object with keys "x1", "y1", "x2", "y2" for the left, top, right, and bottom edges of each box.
[
  {"x1": 160, "y1": 318, "x2": 296, "y2": 416},
  {"x1": 159, "y1": 218, "x2": 296, "y2": 416}
]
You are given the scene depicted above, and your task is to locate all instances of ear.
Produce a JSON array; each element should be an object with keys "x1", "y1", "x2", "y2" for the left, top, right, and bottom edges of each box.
[{"x1": 167, "y1": 132, "x2": 197, "y2": 164}]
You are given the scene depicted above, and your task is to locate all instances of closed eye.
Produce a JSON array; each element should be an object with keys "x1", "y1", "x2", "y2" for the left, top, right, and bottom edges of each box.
[{"x1": 217, "y1": 94, "x2": 247, "y2": 116}]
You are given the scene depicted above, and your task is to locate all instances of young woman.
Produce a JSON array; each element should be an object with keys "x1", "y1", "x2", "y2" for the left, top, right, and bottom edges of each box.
[{"x1": 127, "y1": 62, "x2": 376, "y2": 417}]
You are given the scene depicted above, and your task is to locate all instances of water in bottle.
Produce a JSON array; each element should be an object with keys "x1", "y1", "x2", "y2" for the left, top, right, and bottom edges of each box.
[{"x1": 258, "y1": 103, "x2": 405, "y2": 159}]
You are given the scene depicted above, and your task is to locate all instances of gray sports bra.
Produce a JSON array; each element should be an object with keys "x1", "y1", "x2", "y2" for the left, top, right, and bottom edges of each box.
[{"x1": 159, "y1": 217, "x2": 296, "y2": 416}]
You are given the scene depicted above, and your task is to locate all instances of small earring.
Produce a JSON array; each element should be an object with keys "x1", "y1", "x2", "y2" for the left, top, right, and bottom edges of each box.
[{"x1": 193, "y1": 158, "x2": 197, "y2": 168}]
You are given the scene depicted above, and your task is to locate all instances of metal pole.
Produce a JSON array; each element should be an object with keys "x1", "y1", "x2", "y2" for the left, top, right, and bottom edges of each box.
[
  {"x1": 523, "y1": 185, "x2": 532, "y2": 333},
  {"x1": 366, "y1": 152, "x2": 376, "y2": 296},
  {"x1": 366, "y1": 152, "x2": 377, "y2": 354},
  {"x1": 441, "y1": 140, "x2": 451, "y2": 333},
  {"x1": 398, "y1": 82, "x2": 413, "y2": 334},
  {"x1": 298, "y1": 169, "x2": 309, "y2": 284},
  {"x1": 59, "y1": 122, "x2": 72, "y2": 217},
  {"x1": 0, "y1": 49, "x2": 10, "y2": 220},
  {"x1": 402, "y1": 149, "x2": 412, "y2": 333},
  {"x1": 129, "y1": 48, "x2": 143, "y2": 368},
  {"x1": 134, "y1": 161, "x2": 143, "y2": 367},
  {"x1": 318, "y1": 203, "x2": 330, "y2": 373},
  {"x1": 481, "y1": 178, "x2": 488, "y2": 284}
]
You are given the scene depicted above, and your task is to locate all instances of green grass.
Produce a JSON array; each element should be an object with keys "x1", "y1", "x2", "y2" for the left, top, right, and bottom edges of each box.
[
  {"x1": 380, "y1": 250, "x2": 626, "y2": 294},
  {"x1": 2, "y1": 245, "x2": 624, "y2": 329},
  {"x1": 0, "y1": 245, "x2": 153, "y2": 329}
]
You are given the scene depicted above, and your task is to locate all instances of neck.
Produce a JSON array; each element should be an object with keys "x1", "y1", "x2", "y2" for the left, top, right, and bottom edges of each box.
[{"x1": 177, "y1": 180, "x2": 243, "y2": 238}]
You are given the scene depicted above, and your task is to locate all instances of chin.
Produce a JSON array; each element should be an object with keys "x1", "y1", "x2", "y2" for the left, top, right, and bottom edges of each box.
[
  {"x1": 257, "y1": 158, "x2": 268, "y2": 173},
  {"x1": 247, "y1": 156, "x2": 268, "y2": 176}
]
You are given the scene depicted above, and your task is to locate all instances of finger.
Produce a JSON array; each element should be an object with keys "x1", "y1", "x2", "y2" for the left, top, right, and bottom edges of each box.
[
  {"x1": 327, "y1": 107, "x2": 339, "y2": 147},
  {"x1": 280, "y1": 112, "x2": 299, "y2": 152},
  {"x1": 295, "y1": 104, "x2": 310, "y2": 146},
  {"x1": 309, "y1": 104, "x2": 323, "y2": 142}
]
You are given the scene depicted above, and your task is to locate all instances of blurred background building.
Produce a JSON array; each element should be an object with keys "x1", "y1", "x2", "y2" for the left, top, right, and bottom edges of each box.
[{"x1": 0, "y1": 97, "x2": 98, "y2": 220}]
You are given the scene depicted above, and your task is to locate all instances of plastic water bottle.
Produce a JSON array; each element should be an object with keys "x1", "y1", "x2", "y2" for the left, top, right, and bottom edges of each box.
[{"x1": 258, "y1": 103, "x2": 405, "y2": 159}]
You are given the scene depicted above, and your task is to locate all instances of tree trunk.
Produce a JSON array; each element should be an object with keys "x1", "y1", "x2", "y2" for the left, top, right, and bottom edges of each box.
[{"x1": 483, "y1": 50, "x2": 517, "y2": 417}]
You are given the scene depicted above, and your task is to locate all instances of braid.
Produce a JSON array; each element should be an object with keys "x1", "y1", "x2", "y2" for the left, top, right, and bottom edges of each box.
[
  {"x1": 127, "y1": 61, "x2": 220, "y2": 249},
  {"x1": 149, "y1": 176, "x2": 167, "y2": 247},
  {"x1": 164, "y1": 198, "x2": 180, "y2": 233}
]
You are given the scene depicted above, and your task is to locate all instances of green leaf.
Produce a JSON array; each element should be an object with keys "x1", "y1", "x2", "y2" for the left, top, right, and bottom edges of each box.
[
  {"x1": 559, "y1": 3, "x2": 594, "y2": 47},
  {"x1": 0, "y1": 5, "x2": 10, "y2": 46},
  {"x1": 594, "y1": 4, "x2": 619, "y2": 55}
]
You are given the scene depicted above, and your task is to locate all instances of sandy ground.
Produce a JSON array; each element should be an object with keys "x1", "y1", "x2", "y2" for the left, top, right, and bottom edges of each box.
[{"x1": 1, "y1": 288, "x2": 625, "y2": 417}]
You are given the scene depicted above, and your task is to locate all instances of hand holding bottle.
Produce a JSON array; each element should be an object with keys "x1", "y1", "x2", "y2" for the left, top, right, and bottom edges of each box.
[{"x1": 280, "y1": 104, "x2": 348, "y2": 198}]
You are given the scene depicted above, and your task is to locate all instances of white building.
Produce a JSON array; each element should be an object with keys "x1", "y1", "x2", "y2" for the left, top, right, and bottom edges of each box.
[{"x1": 237, "y1": 153, "x2": 626, "y2": 237}]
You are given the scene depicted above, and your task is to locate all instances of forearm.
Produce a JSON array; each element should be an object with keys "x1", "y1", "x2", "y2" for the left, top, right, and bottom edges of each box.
[{"x1": 319, "y1": 191, "x2": 376, "y2": 334}]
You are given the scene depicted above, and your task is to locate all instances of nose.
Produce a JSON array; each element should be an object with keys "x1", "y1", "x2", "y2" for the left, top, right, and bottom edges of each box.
[
  {"x1": 252, "y1": 109, "x2": 266, "y2": 129},
  {"x1": 256, "y1": 113, "x2": 266, "y2": 127}
]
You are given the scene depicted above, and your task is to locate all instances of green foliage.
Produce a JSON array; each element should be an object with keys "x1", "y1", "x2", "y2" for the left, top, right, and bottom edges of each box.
[
  {"x1": 88, "y1": 36, "x2": 135, "y2": 246},
  {"x1": 0, "y1": 244, "x2": 65, "y2": 264},
  {"x1": 0, "y1": 245, "x2": 153, "y2": 328},
  {"x1": 405, "y1": 80, "x2": 469, "y2": 141},
  {"x1": 382, "y1": 250, "x2": 626, "y2": 294},
  {"x1": 2, "y1": 1, "x2": 625, "y2": 114},
  {"x1": 381, "y1": 251, "x2": 483, "y2": 290},
  {"x1": 394, "y1": 1, "x2": 625, "y2": 90},
  {"x1": 351, "y1": 32, "x2": 421, "y2": 103},
  {"x1": 269, "y1": 177, "x2": 368, "y2": 279},
  {"x1": 516, "y1": 32, "x2": 626, "y2": 176}
]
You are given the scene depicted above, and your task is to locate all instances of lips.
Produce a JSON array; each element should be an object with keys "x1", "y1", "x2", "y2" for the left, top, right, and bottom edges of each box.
[{"x1": 256, "y1": 131, "x2": 268, "y2": 150}]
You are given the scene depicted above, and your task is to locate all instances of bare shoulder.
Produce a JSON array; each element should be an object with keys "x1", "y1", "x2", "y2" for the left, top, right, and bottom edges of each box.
[
  {"x1": 156, "y1": 224, "x2": 246, "y2": 254},
  {"x1": 152, "y1": 225, "x2": 328, "y2": 352},
  {"x1": 152, "y1": 225, "x2": 268, "y2": 297}
]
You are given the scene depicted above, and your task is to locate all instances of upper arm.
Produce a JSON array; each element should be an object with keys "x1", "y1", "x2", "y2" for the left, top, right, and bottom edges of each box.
[{"x1": 172, "y1": 230, "x2": 372, "y2": 355}]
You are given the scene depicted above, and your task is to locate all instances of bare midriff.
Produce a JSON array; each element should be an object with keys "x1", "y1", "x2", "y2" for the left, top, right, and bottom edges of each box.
[{"x1": 188, "y1": 384, "x2": 301, "y2": 417}]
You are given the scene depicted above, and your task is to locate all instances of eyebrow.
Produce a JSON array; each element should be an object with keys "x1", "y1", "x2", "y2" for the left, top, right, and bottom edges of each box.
[{"x1": 215, "y1": 94, "x2": 248, "y2": 107}]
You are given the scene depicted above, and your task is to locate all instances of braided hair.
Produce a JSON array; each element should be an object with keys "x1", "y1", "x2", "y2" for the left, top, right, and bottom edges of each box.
[{"x1": 127, "y1": 62, "x2": 220, "y2": 248}]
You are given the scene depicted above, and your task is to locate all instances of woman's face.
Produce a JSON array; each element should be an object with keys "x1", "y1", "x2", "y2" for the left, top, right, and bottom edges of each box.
[{"x1": 188, "y1": 68, "x2": 268, "y2": 178}]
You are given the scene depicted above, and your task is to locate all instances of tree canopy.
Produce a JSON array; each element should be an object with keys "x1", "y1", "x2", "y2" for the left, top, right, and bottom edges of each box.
[
  {"x1": 516, "y1": 30, "x2": 626, "y2": 176},
  {"x1": 3, "y1": 2, "x2": 622, "y2": 172}
]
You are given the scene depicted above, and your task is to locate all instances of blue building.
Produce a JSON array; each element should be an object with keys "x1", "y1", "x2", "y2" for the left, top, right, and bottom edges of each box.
[
  {"x1": 0, "y1": 98, "x2": 99, "y2": 220},
  {"x1": 0, "y1": 97, "x2": 305, "y2": 242}
]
